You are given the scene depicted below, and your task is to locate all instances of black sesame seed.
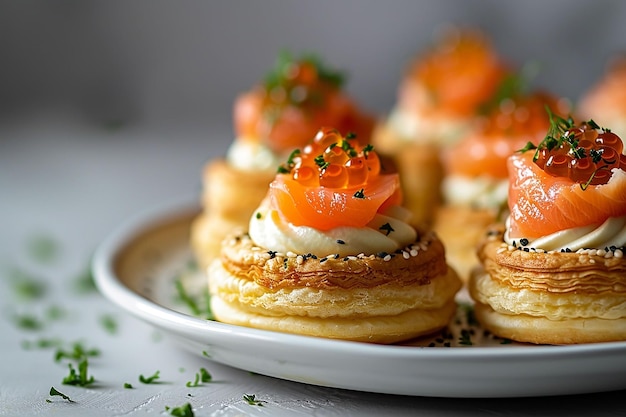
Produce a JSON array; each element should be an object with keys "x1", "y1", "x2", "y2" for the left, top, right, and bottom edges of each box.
[
  {"x1": 319, "y1": 257, "x2": 328, "y2": 263},
  {"x1": 376, "y1": 251, "x2": 389, "y2": 258},
  {"x1": 337, "y1": 239, "x2": 345, "y2": 245},
  {"x1": 267, "y1": 251, "x2": 277, "y2": 259},
  {"x1": 520, "y1": 238, "x2": 529, "y2": 246}
]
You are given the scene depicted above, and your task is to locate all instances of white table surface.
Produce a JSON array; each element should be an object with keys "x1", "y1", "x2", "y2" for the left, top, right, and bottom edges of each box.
[{"x1": 2, "y1": 110, "x2": 626, "y2": 417}]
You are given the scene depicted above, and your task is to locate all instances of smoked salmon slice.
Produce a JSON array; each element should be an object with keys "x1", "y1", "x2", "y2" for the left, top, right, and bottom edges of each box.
[
  {"x1": 267, "y1": 127, "x2": 402, "y2": 230},
  {"x1": 399, "y1": 27, "x2": 509, "y2": 118},
  {"x1": 445, "y1": 91, "x2": 570, "y2": 179},
  {"x1": 507, "y1": 147, "x2": 626, "y2": 239},
  {"x1": 233, "y1": 52, "x2": 374, "y2": 153}
]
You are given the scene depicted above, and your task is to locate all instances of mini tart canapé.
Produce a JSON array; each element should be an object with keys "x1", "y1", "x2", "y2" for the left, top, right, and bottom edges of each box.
[
  {"x1": 208, "y1": 128, "x2": 461, "y2": 343},
  {"x1": 191, "y1": 52, "x2": 375, "y2": 268},
  {"x1": 434, "y1": 88, "x2": 571, "y2": 281},
  {"x1": 470, "y1": 114, "x2": 626, "y2": 344},
  {"x1": 372, "y1": 27, "x2": 511, "y2": 227}
]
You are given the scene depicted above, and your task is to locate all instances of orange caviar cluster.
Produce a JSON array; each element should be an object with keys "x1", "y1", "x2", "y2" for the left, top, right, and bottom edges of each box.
[
  {"x1": 279, "y1": 127, "x2": 382, "y2": 189},
  {"x1": 534, "y1": 120, "x2": 626, "y2": 186}
]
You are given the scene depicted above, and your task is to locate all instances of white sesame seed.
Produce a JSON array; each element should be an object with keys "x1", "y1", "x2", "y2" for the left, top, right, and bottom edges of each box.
[
  {"x1": 402, "y1": 251, "x2": 410, "y2": 260},
  {"x1": 286, "y1": 251, "x2": 297, "y2": 258},
  {"x1": 410, "y1": 249, "x2": 418, "y2": 257},
  {"x1": 589, "y1": 259, "x2": 596, "y2": 264},
  {"x1": 383, "y1": 254, "x2": 392, "y2": 262},
  {"x1": 496, "y1": 247, "x2": 506, "y2": 254},
  {"x1": 615, "y1": 249, "x2": 623, "y2": 258},
  {"x1": 296, "y1": 255, "x2": 304, "y2": 264},
  {"x1": 597, "y1": 249, "x2": 606, "y2": 257}
]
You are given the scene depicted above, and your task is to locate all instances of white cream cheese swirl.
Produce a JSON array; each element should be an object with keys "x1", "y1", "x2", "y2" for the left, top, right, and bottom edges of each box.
[
  {"x1": 504, "y1": 215, "x2": 626, "y2": 252},
  {"x1": 442, "y1": 175, "x2": 508, "y2": 210},
  {"x1": 249, "y1": 199, "x2": 417, "y2": 257},
  {"x1": 226, "y1": 137, "x2": 283, "y2": 173},
  {"x1": 386, "y1": 107, "x2": 470, "y2": 146}
]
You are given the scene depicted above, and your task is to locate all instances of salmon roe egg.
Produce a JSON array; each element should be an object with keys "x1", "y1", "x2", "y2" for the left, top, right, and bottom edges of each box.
[
  {"x1": 277, "y1": 127, "x2": 382, "y2": 189},
  {"x1": 533, "y1": 118, "x2": 625, "y2": 186}
]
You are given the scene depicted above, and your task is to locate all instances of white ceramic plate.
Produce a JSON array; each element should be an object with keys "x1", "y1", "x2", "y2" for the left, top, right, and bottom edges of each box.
[{"x1": 93, "y1": 200, "x2": 626, "y2": 398}]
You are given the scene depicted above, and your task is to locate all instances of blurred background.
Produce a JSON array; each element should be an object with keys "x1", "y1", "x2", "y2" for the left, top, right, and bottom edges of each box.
[
  {"x1": 2, "y1": 0, "x2": 626, "y2": 249},
  {"x1": 2, "y1": 0, "x2": 626, "y2": 132}
]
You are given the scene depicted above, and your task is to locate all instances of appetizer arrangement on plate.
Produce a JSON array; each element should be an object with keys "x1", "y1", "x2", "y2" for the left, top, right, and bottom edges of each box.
[
  {"x1": 191, "y1": 51, "x2": 374, "y2": 269},
  {"x1": 207, "y1": 128, "x2": 462, "y2": 343},
  {"x1": 470, "y1": 113, "x2": 626, "y2": 344},
  {"x1": 433, "y1": 82, "x2": 572, "y2": 282},
  {"x1": 372, "y1": 27, "x2": 511, "y2": 226}
]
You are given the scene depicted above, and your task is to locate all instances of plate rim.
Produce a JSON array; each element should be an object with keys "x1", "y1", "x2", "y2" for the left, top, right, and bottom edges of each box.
[{"x1": 92, "y1": 199, "x2": 626, "y2": 397}]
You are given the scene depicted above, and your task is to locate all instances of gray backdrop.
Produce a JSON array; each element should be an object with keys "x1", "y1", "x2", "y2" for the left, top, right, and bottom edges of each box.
[{"x1": 2, "y1": 0, "x2": 626, "y2": 132}]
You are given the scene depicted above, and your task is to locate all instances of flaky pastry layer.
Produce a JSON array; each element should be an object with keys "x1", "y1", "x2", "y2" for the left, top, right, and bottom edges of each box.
[
  {"x1": 469, "y1": 226, "x2": 626, "y2": 344},
  {"x1": 210, "y1": 295, "x2": 458, "y2": 344},
  {"x1": 190, "y1": 158, "x2": 274, "y2": 268},
  {"x1": 477, "y1": 226, "x2": 626, "y2": 294},
  {"x1": 472, "y1": 301, "x2": 626, "y2": 344},
  {"x1": 210, "y1": 259, "x2": 460, "y2": 318},
  {"x1": 433, "y1": 205, "x2": 496, "y2": 282},
  {"x1": 371, "y1": 122, "x2": 444, "y2": 227},
  {"x1": 208, "y1": 230, "x2": 461, "y2": 343},
  {"x1": 218, "y1": 231, "x2": 452, "y2": 290},
  {"x1": 200, "y1": 158, "x2": 274, "y2": 222}
]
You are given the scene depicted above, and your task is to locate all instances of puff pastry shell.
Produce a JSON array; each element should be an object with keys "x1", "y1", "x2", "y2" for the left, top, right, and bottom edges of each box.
[{"x1": 469, "y1": 225, "x2": 626, "y2": 344}]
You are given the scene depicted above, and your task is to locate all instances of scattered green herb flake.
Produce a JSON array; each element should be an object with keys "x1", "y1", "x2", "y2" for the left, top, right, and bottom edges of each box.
[
  {"x1": 175, "y1": 278, "x2": 201, "y2": 316},
  {"x1": 314, "y1": 154, "x2": 329, "y2": 170},
  {"x1": 353, "y1": 188, "x2": 365, "y2": 199},
  {"x1": 185, "y1": 373, "x2": 200, "y2": 388},
  {"x1": 21, "y1": 337, "x2": 63, "y2": 350},
  {"x1": 62, "y1": 359, "x2": 95, "y2": 387},
  {"x1": 73, "y1": 265, "x2": 97, "y2": 294},
  {"x1": 46, "y1": 305, "x2": 66, "y2": 321},
  {"x1": 28, "y1": 235, "x2": 59, "y2": 263},
  {"x1": 124, "y1": 382, "x2": 133, "y2": 389},
  {"x1": 7, "y1": 268, "x2": 47, "y2": 301},
  {"x1": 255, "y1": 212, "x2": 262, "y2": 219},
  {"x1": 199, "y1": 368, "x2": 212, "y2": 383},
  {"x1": 54, "y1": 342, "x2": 100, "y2": 363},
  {"x1": 459, "y1": 329, "x2": 473, "y2": 346},
  {"x1": 139, "y1": 370, "x2": 161, "y2": 384},
  {"x1": 99, "y1": 314, "x2": 118, "y2": 335},
  {"x1": 165, "y1": 402, "x2": 194, "y2": 417},
  {"x1": 379, "y1": 223, "x2": 395, "y2": 236},
  {"x1": 243, "y1": 394, "x2": 266, "y2": 406},
  {"x1": 13, "y1": 313, "x2": 43, "y2": 331},
  {"x1": 49, "y1": 386, "x2": 73, "y2": 402}
]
